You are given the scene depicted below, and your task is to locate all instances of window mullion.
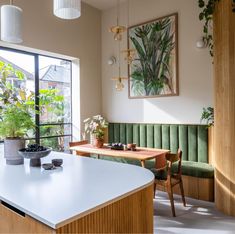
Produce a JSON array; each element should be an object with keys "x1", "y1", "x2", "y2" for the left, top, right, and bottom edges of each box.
[{"x1": 35, "y1": 55, "x2": 40, "y2": 144}]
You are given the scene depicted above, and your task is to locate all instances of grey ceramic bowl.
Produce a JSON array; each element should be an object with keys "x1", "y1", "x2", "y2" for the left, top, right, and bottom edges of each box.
[
  {"x1": 18, "y1": 148, "x2": 52, "y2": 167},
  {"x1": 18, "y1": 148, "x2": 52, "y2": 159}
]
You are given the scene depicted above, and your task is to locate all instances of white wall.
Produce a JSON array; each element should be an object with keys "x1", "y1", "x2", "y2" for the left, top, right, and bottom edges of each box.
[{"x1": 101, "y1": 0, "x2": 213, "y2": 124}]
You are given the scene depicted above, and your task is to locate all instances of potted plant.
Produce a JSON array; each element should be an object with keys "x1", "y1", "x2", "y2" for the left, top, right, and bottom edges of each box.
[
  {"x1": 0, "y1": 61, "x2": 63, "y2": 165},
  {"x1": 201, "y1": 106, "x2": 214, "y2": 165},
  {"x1": 201, "y1": 107, "x2": 214, "y2": 127},
  {"x1": 84, "y1": 115, "x2": 108, "y2": 148}
]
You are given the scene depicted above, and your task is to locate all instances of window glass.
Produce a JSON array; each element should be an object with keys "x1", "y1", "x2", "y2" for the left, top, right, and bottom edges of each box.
[
  {"x1": 39, "y1": 56, "x2": 71, "y2": 124},
  {"x1": 0, "y1": 48, "x2": 72, "y2": 152},
  {"x1": 0, "y1": 49, "x2": 35, "y2": 139}
]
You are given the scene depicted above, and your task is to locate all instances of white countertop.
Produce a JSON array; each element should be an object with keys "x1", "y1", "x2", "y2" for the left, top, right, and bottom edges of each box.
[{"x1": 0, "y1": 145, "x2": 154, "y2": 229}]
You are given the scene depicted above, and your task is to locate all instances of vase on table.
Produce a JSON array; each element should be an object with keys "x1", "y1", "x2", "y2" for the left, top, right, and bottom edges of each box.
[{"x1": 93, "y1": 138, "x2": 104, "y2": 148}]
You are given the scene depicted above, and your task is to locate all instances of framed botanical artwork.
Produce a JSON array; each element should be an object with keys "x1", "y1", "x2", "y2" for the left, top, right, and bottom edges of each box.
[{"x1": 128, "y1": 13, "x2": 178, "y2": 99}]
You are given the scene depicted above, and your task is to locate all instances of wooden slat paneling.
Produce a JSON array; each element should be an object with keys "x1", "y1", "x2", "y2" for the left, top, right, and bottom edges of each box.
[
  {"x1": 0, "y1": 185, "x2": 153, "y2": 233},
  {"x1": 214, "y1": 0, "x2": 235, "y2": 216},
  {"x1": 57, "y1": 185, "x2": 153, "y2": 233}
]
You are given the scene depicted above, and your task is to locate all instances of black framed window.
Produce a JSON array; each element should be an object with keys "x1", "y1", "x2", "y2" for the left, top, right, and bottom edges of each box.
[{"x1": 0, "y1": 47, "x2": 72, "y2": 152}]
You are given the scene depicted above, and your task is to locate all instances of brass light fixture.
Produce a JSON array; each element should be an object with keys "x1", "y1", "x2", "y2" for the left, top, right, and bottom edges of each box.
[
  {"x1": 122, "y1": 48, "x2": 135, "y2": 64},
  {"x1": 111, "y1": 39, "x2": 128, "y2": 91},
  {"x1": 122, "y1": 0, "x2": 135, "y2": 64},
  {"x1": 111, "y1": 76, "x2": 128, "y2": 91},
  {"x1": 109, "y1": 0, "x2": 126, "y2": 41}
]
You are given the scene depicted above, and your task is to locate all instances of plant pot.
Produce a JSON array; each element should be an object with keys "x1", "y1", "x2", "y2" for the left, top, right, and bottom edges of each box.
[
  {"x1": 93, "y1": 138, "x2": 104, "y2": 148},
  {"x1": 4, "y1": 138, "x2": 25, "y2": 165}
]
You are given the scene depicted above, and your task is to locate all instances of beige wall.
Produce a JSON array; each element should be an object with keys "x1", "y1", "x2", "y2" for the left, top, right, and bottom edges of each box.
[
  {"x1": 102, "y1": 0, "x2": 213, "y2": 124},
  {"x1": 0, "y1": 0, "x2": 102, "y2": 136}
]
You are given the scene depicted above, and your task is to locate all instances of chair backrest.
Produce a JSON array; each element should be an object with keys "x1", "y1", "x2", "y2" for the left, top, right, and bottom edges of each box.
[
  {"x1": 166, "y1": 149, "x2": 182, "y2": 177},
  {"x1": 69, "y1": 140, "x2": 89, "y2": 156}
]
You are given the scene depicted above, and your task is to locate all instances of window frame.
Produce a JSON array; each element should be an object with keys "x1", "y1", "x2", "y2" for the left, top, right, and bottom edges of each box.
[{"x1": 0, "y1": 46, "x2": 73, "y2": 148}]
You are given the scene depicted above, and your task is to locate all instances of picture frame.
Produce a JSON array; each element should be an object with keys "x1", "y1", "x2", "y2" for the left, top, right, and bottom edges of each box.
[{"x1": 128, "y1": 13, "x2": 178, "y2": 99}]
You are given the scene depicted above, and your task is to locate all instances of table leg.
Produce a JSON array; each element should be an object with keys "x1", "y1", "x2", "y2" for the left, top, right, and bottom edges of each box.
[
  {"x1": 97, "y1": 154, "x2": 100, "y2": 159},
  {"x1": 140, "y1": 160, "x2": 146, "y2": 168}
]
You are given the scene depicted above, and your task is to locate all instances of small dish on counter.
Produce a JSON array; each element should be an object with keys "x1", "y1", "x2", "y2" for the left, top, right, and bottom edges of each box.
[
  {"x1": 42, "y1": 163, "x2": 54, "y2": 170},
  {"x1": 52, "y1": 159, "x2": 63, "y2": 167}
]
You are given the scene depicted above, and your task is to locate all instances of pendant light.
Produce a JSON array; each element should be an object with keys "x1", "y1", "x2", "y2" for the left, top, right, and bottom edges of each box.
[
  {"x1": 54, "y1": 0, "x2": 81, "y2": 20},
  {"x1": 1, "y1": 0, "x2": 23, "y2": 44},
  {"x1": 109, "y1": 0, "x2": 126, "y2": 41},
  {"x1": 122, "y1": 0, "x2": 135, "y2": 64},
  {"x1": 111, "y1": 38, "x2": 128, "y2": 91}
]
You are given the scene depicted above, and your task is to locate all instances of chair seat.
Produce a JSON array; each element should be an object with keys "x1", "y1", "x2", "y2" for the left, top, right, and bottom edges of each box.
[
  {"x1": 172, "y1": 161, "x2": 214, "y2": 178},
  {"x1": 151, "y1": 168, "x2": 168, "y2": 180}
]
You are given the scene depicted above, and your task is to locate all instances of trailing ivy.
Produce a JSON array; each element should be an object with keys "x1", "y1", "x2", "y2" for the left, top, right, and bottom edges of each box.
[
  {"x1": 198, "y1": 0, "x2": 219, "y2": 57},
  {"x1": 198, "y1": 0, "x2": 235, "y2": 57}
]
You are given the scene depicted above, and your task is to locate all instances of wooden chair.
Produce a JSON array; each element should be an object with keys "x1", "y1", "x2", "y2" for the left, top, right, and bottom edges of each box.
[
  {"x1": 69, "y1": 140, "x2": 90, "y2": 157},
  {"x1": 153, "y1": 149, "x2": 186, "y2": 217}
]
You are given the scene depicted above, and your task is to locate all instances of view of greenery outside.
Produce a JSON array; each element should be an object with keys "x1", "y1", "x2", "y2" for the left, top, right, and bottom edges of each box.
[{"x1": 0, "y1": 48, "x2": 72, "y2": 152}]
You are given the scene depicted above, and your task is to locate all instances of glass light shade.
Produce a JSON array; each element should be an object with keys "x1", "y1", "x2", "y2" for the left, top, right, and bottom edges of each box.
[
  {"x1": 1, "y1": 5, "x2": 23, "y2": 44},
  {"x1": 54, "y1": 0, "x2": 81, "y2": 19},
  {"x1": 115, "y1": 80, "x2": 124, "y2": 91}
]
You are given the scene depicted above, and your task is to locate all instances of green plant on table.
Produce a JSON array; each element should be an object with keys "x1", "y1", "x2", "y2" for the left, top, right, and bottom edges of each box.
[
  {"x1": 201, "y1": 107, "x2": 214, "y2": 127},
  {"x1": 84, "y1": 115, "x2": 108, "y2": 140}
]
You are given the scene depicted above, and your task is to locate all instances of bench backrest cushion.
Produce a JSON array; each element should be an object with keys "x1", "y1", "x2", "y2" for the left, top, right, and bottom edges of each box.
[{"x1": 108, "y1": 123, "x2": 208, "y2": 163}]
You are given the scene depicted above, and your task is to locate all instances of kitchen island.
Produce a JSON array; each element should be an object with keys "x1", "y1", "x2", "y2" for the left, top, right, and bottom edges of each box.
[{"x1": 0, "y1": 148, "x2": 154, "y2": 233}]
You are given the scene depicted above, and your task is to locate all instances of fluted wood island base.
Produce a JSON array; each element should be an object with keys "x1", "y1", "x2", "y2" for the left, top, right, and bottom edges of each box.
[
  {"x1": 0, "y1": 185, "x2": 153, "y2": 233},
  {"x1": 0, "y1": 150, "x2": 154, "y2": 234}
]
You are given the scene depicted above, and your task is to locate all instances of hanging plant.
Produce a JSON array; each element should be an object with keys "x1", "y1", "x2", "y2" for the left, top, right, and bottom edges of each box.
[
  {"x1": 198, "y1": 0, "x2": 235, "y2": 57},
  {"x1": 198, "y1": 0, "x2": 220, "y2": 57}
]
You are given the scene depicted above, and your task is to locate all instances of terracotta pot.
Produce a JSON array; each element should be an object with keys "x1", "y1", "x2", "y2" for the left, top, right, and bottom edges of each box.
[{"x1": 93, "y1": 138, "x2": 104, "y2": 148}]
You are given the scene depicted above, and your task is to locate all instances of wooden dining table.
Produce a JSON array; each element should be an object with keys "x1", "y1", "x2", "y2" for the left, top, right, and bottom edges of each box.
[{"x1": 70, "y1": 144, "x2": 170, "y2": 168}]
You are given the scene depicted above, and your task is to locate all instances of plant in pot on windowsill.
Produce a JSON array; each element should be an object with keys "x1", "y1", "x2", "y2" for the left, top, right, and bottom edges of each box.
[
  {"x1": 84, "y1": 115, "x2": 108, "y2": 148},
  {"x1": 0, "y1": 61, "x2": 63, "y2": 165}
]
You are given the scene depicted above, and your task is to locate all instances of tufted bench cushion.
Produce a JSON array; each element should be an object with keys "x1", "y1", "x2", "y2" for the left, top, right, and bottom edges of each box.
[
  {"x1": 107, "y1": 123, "x2": 214, "y2": 179},
  {"x1": 172, "y1": 161, "x2": 214, "y2": 178}
]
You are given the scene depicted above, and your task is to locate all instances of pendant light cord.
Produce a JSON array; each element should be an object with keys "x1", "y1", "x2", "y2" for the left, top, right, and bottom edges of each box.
[
  {"x1": 127, "y1": 0, "x2": 129, "y2": 28},
  {"x1": 118, "y1": 39, "x2": 121, "y2": 77}
]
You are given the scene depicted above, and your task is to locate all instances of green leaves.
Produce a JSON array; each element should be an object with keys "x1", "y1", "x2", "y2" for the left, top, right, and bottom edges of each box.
[
  {"x1": 197, "y1": 0, "x2": 221, "y2": 57},
  {"x1": 0, "y1": 60, "x2": 64, "y2": 138},
  {"x1": 201, "y1": 107, "x2": 214, "y2": 127},
  {"x1": 0, "y1": 105, "x2": 35, "y2": 138},
  {"x1": 130, "y1": 16, "x2": 175, "y2": 96}
]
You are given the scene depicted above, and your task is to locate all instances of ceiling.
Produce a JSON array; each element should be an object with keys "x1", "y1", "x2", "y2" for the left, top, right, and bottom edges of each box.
[{"x1": 83, "y1": 0, "x2": 126, "y2": 11}]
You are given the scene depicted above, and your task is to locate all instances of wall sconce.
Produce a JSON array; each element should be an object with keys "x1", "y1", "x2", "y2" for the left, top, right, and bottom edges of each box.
[
  {"x1": 107, "y1": 56, "x2": 116, "y2": 66},
  {"x1": 196, "y1": 38, "x2": 206, "y2": 48}
]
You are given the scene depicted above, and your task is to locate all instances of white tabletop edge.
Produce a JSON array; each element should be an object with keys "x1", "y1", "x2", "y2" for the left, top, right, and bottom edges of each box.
[{"x1": 0, "y1": 148, "x2": 154, "y2": 229}]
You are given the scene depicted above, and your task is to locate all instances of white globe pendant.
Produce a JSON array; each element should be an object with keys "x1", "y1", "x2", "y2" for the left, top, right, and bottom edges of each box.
[
  {"x1": 54, "y1": 0, "x2": 81, "y2": 20},
  {"x1": 1, "y1": 5, "x2": 23, "y2": 44}
]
